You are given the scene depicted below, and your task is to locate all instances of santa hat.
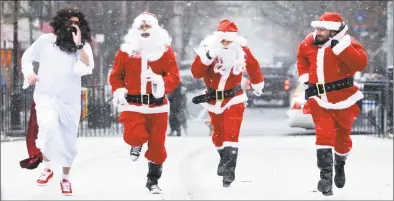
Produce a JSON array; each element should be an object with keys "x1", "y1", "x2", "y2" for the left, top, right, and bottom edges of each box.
[
  {"x1": 311, "y1": 12, "x2": 346, "y2": 31},
  {"x1": 132, "y1": 11, "x2": 159, "y2": 29},
  {"x1": 212, "y1": 19, "x2": 246, "y2": 46},
  {"x1": 214, "y1": 19, "x2": 241, "y2": 41}
]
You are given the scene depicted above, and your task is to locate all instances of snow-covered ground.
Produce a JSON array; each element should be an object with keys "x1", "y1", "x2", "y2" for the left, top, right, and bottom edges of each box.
[{"x1": 1, "y1": 135, "x2": 392, "y2": 200}]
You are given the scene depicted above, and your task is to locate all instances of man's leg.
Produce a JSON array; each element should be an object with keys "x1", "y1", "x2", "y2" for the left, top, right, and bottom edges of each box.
[
  {"x1": 333, "y1": 104, "x2": 360, "y2": 188},
  {"x1": 35, "y1": 107, "x2": 59, "y2": 186},
  {"x1": 144, "y1": 112, "x2": 168, "y2": 193},
  {"x1": 221, "y1": 103, "x2": 245, "y2": 187},
  {"x1": 118, "y1": 111, "x2": 149, "y2": 161},
  {"x1": 310, "y1": 103, "x2": 337, "y2": 196},
  {"x1": 208, "y1": 112, "x2": 225, "y2": 176}
]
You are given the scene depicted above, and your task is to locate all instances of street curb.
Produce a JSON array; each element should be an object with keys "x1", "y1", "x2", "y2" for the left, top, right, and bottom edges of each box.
[{"x1": 1, "y1": 136, "x2": 26, "y2": 143}]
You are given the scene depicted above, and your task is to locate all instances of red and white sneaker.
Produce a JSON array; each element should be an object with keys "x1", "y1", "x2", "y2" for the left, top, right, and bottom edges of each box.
[
  {"x1": 36, "y1": 168, "x2": 53, "y2": 186},
  {"x1": 60, "y1": 179, "x2": 73, "y2": 196}
]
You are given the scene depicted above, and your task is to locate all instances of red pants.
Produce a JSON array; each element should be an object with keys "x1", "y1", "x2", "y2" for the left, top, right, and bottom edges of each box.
[
  {"x1": 208, "y1": 103, "x2": 245, "y2": 148},
  {"x1": 119, "y1": 111, "x2": 168, "y2": 164},
  {"x1": 310, "y1": 100, "x2": 360, "y2": 154}
]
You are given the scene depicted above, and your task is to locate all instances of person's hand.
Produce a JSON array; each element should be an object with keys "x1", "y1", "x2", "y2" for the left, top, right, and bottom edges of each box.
[
  {"x1": 207, "y1": 48, "x2": 223, "y2": 59},
  {"x1": 112, "y1": 88, "x2": 128, "y2": 106},
  {"x1": 71, "y1": 24, "x2": 82, "y2": 46},
  {"x1": 253, "y1": 88, "x2": 263, "y2": 96},
  {"x1": 27, "y1": 73, "x2": 39, "y2": 85}
]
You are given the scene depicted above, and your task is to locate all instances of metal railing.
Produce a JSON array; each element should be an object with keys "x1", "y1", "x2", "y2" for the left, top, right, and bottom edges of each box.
[{"x1": 1, "y1": 80, "x2": 392, "y2": 138}]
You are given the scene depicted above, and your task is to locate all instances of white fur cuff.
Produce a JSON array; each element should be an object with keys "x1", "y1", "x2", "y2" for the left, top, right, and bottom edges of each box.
[
  {"x1": 251, "y1": 81, "x2": 264, "y2": 90},
  {"x1": 152, "y1": 80, "x2": 165, "y2": 98},
  {"x1": 223, "y1": 141, "x2": 238, "y2": 148},
  {"x1": 199, "y1": 52, "x2": 214, "y2": 66},
  {"x1": 298, "y1": 73, "x2": 309, "y2": 84},
  {"x1": 332, "y1": 35, "x2": 351, "y2": 55},
  {"x1": 114, "y1": 88, "x2": 128, "y2": 99}
]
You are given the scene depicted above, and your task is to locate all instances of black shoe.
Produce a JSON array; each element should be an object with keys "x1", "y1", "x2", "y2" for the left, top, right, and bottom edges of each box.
[
  {"x1": 130, "y1": 145, "x2": 142, "y2": 161},
  {"x1": 146, "y1": 162, "x2": 163, "y2": 193},
  {"x1": 316, "y1": 148, "x2": 334, "y2": 196},
  {"x1": 222, "y1": 146, "x2": 238, "y2": 187},
  {"x1": 334, "y1": 154, "x2": 347, "y2": 188},
  {"x1": 217, "y1": 149, "x2": 225, "y2": 176}
]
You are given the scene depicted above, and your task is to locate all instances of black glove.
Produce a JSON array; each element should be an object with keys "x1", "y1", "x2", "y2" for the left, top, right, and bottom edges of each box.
[
  {"x1": 331, "y1": 39, "x2": 339, "y2": 48},
  {"x1": 206, "y1": 51, "x2": 213, "y2": 60}
]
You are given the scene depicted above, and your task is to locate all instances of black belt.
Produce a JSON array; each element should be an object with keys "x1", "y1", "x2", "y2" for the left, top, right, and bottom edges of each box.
[
  {"x1": 126, "y1": 94, "x2": 164, "y2": 105},
  {"x1": 305, "y1": 77, "x2": 354, "y2": 99},
  {"x1": 192, "y1": 85, "x2": 242, "y2": 104}
]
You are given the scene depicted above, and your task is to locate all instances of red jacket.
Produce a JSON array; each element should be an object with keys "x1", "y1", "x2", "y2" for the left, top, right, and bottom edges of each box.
[
  {"x1": 191, "y1": 46, "x2": 264, "y2": 114},
  {"x1": 109, "y1": 46, "x2": 180, "y2": 114},
  {"x1": 297, "y1": 33, "x2": 368, "y2": 111}
]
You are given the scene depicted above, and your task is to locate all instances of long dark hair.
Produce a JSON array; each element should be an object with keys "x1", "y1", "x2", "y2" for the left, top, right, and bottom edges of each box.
[{"x1": 50, "y1": 5, "x2": 92, "y2": 53}]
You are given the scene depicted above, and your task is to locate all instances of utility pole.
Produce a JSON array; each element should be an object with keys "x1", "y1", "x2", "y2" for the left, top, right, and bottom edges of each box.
[{"x1": 10, "y1": 0, "x2": 21, "y2": 131}]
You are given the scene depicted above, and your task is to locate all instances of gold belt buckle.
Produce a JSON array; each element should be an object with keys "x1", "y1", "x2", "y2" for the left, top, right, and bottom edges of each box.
[{"x1": 316, "y1": 83, "x2": 326, "y2": 96}]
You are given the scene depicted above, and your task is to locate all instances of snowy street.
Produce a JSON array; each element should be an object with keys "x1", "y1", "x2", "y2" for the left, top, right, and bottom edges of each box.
[{"x1": 1, "y1": 133, "x2": 392, "y2": 200}]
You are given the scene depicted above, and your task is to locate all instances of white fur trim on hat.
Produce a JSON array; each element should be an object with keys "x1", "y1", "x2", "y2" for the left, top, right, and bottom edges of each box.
[
  {"x1": 133, "y1": 13, "x2": 159, "y2": 29},
  {"x1": 216, "y1": 31, "x2": 238, "y2": 41},
  {"x1": 311, "y1": 21, "x2": 342, "y2": 30}
]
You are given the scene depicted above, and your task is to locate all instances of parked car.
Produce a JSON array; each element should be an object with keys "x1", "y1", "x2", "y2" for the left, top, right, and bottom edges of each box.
[
  {"x1": 244, "y1": 63, "x2": 295, "y2": 107},
  {"x1": 286, "y1": 84, "x2": 315, "y2": 129}
]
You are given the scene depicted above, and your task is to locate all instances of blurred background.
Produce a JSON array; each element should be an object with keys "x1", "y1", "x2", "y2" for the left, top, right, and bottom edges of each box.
[{"x1": 0, "y1": 1, "x2": 392, "y2": 139}]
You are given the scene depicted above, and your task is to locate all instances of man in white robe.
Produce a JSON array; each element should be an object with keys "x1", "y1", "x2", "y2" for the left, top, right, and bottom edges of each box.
[{"x1": 21, "y1": 6, "x2": 94, "y2": 196}]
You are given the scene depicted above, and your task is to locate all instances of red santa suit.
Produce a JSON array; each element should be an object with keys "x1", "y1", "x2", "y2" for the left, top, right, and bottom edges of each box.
[
  {"x1": 297, "y1": 12, "x2": 368, "y2": 155},
  {"x1": 109, "y1": 12, "x2": 180, "y2": 165},
  {"x1": 191, "y1": 19, "x2": 264, "y2": 149}
]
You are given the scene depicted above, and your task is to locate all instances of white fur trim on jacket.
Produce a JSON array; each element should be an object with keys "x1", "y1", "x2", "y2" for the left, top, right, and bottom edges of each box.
[
  {"x1": 332, "y1": 35, "x2": 352, "y2": 55},
  {"x1": 310, "y1": 90, "x2": 364, "y2": 110},
  {"x1": 251, "y1": 81, "x2": 265, "y2": 91},
  {"x1": 298, "y1": 73, "x2": 309, "y2": 84},
  {"x1": 119, "y1": 103, "x2": 169, "y2": 114},
  {"x1": 223, "y1": 141, "x2": 239, "y2": 148},
  {"x1": 311, "y1": 21, "x2": 342, "y2": 31},
  {"x1": 200, "y1": 93, "x2": 248, "y2": 114}
]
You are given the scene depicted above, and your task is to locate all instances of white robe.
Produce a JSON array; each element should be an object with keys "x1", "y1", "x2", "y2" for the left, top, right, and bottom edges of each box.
[{"x1": 21, "y1": 33, "x2": 94, "y2": 166}]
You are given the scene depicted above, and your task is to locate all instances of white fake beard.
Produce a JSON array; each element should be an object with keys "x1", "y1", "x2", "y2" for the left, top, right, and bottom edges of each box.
[
  {"x1": 121, "y1": 27, "x2": 171, "y2": 61},
  {"x1": 214, "y1": 44, "x2": 245, "y2": 75}
]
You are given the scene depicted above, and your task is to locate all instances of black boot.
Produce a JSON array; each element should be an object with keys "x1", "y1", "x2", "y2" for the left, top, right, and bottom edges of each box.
[
  {"x1": 217, "y1": 149, "x2": 225, "y2": 176},
  {"x1": 334, "y1": 153, "x2": 347, "y2": 188},
  {"x1": 146, "y1": 162, "x2": 163, "y2": 194},
  {"x1": 317, "y1": 148, "x2": 334, "y2": 196},
  {"x1": 222, "y1": 147, "x2": 238, "y2": 188}
]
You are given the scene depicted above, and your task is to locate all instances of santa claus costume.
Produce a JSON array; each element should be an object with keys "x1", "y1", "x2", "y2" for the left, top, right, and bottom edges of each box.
[
  {"x1": 109, "y1": 12, "x2": 180, "y2": 194},
  {"x1": 296, "y1": 12, "x2": 368, "y2": 196},
  {"x1": 191, "y1": 19, "x2": 265, "y2": 187}
]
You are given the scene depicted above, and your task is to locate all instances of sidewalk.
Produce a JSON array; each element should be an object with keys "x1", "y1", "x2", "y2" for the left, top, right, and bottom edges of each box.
[{"x1": 1, "y1": 135, "x2": 25, "y2": 143}]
